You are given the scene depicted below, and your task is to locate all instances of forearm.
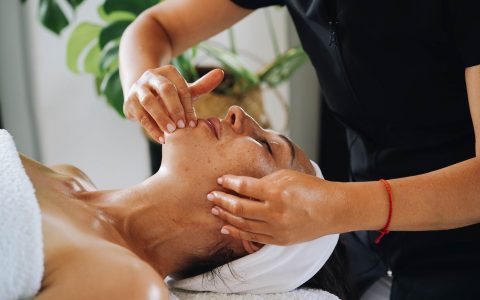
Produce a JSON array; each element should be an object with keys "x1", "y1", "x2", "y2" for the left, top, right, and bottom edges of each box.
[
  {"x1": 339, "y1": 157, "x2": 480, "y2": 233},
  {"x1": 119, "y1": 12, "x2": 173, "y2": 96},
  {"x1": 334, "y1": 65, "x2": 480, "y2": 234},
  {"x1": 119, "y1": 0, "x2": 251, "y2": 98}
]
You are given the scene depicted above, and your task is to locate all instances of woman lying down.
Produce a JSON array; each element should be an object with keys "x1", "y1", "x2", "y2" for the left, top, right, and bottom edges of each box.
[{"x1": 0, "y1": 106, "x2": 349, "y2": 300}]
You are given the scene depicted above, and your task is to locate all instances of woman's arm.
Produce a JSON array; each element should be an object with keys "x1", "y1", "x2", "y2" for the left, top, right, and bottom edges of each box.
[
  {"x1": 209, "y1": 65, "x2": 480, "y2": 244},
  {"x1": 119, "y1": 0, "x2": 250, "y2": 94},
  {"x1": 350, "y1": 65, "x2": 480, "y2": 232},
  {"x1": 467, "y1": 65, "x2": 480, "y2": 155},
  {"x1": 119, "y1": 0, "x2": 251, "y2": 141}
]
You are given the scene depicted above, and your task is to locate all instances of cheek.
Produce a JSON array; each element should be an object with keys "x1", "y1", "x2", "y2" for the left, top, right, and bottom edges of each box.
[{"x1": 215, "y1": 139, "x2": 275, "y2": 178}]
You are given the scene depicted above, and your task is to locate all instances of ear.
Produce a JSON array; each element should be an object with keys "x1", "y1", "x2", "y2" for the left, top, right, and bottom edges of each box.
[{"x1": 242, "y1": 240, "x2": 262, "y2": 254}]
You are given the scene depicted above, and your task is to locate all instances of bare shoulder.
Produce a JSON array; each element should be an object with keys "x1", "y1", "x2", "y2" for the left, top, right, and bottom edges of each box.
[
  {"x1": 49, "y1": 163, "x2": 97, "y2": 190},
  {"x1": 37, "y1": 246, "x2": 170, "y2": 300}
]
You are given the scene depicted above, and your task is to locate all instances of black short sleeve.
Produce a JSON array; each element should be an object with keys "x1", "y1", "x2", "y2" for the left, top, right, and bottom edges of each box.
[
  {"x1": 450, "y1": 0, "x2": 480, "y2": 67},
  {"x1": 231, "y1": 0, "x2": 284, "y2": 10}
]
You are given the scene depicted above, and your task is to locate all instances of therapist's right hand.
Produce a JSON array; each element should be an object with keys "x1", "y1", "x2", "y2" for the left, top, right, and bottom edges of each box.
[{"x1": 123, "y1": 66, "x2": 224, "y2": 143}]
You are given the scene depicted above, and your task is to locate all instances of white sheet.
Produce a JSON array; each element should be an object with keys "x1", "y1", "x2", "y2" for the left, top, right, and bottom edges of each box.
[{"x1": 170, "y1": 288, "x2": 339, "y2": 300}]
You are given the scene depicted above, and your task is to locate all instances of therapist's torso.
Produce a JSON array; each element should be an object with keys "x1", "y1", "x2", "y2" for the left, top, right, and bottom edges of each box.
[{"x1": 232, "y1": 1, "x2": 480, "y2": 299}]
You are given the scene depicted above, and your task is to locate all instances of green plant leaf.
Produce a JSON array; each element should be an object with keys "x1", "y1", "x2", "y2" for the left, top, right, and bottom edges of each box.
[
  {"x1": 99, "y1": 42, "x2": 119, "y2": 73},
  {"x1": 258, "y1": 46, "x2": 308, "y2": 87},
  {"x1": 100, "y1": 69, "x2": 125, "y2": 117},
  {"x1": 199, "y1": 44, "x2": 259, "y2": 92},
  {"x1": 171, "y1": 53, "x2": 198, "y2": 82},
  {"x1": 67, "y1": 22, "x2": 102, "y2": 73},
  {"x1": 84, "y1": 43, "x2": 102, "y2": 75},
  {"x1": 98, "y1": 5, "x2": 135, "y2": 23},
  {"x1": 99, "y1": 20, "x2": 131, "y2": 49},
  {"x1": 102, "y1": 0, "x2": 160, "y2": 16},
  {"x1": 38, "y1": 0, "x2": 70, "y2": 34},
  {"x1": 65, "y1": 0, "x2": 84, "y2": 9},
  {"x1": 190, "y1": 46, "x2": 198, "y2": 59}
]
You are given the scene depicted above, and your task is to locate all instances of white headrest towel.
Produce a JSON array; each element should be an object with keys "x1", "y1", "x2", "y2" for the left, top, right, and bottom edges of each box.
[
  {"x1": 169, "y1": 161, "x2": 339, "y2": 294},
  {"x1": 170, "y1": 288, "x2": 339, "y2": 300},
  {"x1": 0, "y1": 130, "x2": 44, "y2": 300}
]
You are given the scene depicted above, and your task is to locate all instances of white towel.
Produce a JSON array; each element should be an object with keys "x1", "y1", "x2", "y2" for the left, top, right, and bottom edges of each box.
[
  {"x1": 0, "y1": 130, "x2": 44, "y2": 300},
  {"x1": 170, "y1": 288, "x2": 339, "y2": 300}
]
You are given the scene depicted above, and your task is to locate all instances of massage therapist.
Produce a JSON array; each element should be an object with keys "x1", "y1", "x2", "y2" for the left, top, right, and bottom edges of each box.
[{"x1": 119, "y1": 1, "x2": 480, "y2": 299}]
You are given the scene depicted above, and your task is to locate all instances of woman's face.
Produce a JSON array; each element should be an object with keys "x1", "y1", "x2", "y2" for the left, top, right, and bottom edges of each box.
[
  {"x1": 163, "y1": 105, "x2": 314, "y2": 179},
  {"x1": 160, "y1": 106, "x2": 314, "y2": 273}
]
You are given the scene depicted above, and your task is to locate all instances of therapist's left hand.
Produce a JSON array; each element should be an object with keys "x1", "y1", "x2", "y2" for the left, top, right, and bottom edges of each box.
[{"x1": 208, "y1": 169, "x2": 342, "y2": 245}]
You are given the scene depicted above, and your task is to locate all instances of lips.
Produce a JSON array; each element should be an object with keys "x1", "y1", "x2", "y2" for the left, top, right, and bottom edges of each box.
[{"x1": 205, "y1": 117, "x2": 221, "y2": 139}]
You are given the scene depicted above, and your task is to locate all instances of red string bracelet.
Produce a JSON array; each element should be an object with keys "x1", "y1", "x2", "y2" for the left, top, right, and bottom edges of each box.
[{"x1": 375, "y1": 179, "x2": 393, "y2": 244}]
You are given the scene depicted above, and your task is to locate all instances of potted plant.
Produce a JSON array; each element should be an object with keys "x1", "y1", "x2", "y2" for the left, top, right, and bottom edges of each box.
[{"x1": 23, "y1": 0, "x2": 308, "y2": 172}]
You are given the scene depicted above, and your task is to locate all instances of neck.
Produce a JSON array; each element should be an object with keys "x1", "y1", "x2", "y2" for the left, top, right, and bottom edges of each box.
[{"x1": 84, "y1": 166, "x2": 193, "y2": 278}]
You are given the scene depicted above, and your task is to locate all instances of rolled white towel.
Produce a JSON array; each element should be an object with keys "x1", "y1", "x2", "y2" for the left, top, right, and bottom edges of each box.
[{"x1": 0, "y1": 130, "x2": 44, "y2": 300}]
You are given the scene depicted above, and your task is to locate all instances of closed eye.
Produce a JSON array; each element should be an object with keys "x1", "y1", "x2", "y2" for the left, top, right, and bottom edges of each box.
[{"x1": 258, "y1": 139, "x2": 273, "y2": 154}]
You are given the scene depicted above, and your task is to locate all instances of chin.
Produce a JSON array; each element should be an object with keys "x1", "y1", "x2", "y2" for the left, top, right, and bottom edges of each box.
[{"x1": 162, "y1": 129, "x2": 221, "y2": 174}]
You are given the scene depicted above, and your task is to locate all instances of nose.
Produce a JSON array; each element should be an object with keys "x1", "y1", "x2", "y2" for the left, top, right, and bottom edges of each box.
[{"x1": 225, "y1": 106, "x2": 247, "y2": 133}]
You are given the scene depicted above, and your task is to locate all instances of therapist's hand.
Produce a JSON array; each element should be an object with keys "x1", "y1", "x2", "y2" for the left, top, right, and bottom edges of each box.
[
  {"x1": 208, "y1": 169, "x2": 343, "y2": 245},
  {"x1": 124, "y1": 66, "x2": 224, "y2": 143}
]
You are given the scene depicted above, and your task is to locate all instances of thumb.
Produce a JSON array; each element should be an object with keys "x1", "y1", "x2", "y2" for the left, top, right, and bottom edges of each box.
[{"x1": 189, "y1": 69, "x2": 224, "y2": 100}]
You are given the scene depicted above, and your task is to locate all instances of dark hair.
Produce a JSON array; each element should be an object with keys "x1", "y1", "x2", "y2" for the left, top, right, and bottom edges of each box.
[
  {"x1": 175, "y1": 238, "x2": 352, "y2": 299},
  {"x1": 174, "y1": 247, "x2": 241, "y2": 289},
  {"x1": 300, "y1": 238, "x2": 353, "y2": 299}
]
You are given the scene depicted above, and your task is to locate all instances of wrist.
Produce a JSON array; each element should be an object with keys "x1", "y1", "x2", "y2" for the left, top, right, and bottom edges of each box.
[{"x1": 340, "y1": 181, "x2": 390, "y2": 232}]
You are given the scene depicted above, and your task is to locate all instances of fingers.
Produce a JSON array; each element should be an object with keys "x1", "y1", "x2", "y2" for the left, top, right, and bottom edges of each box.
[
  {"x1": 124, "y1": 96, "x2": 164, "y2": 143},
  {"x1": 124, "y1": 66, "x2": 224, "y2": 142},
  {"x1": 211, "y1": 205, "x2": 268, "y2": 234},
  {"x1": 157, "y1": 66, "x2": 197, "y2": 128},
  {"x1": 217, "y1": 175, "x2": 265, "y2": 200},
  {"x1": 141, "y1": 114, "x2": 165, "y2": 144},
  {"x1": 189, "y1": 69, "x2": 224, "y2": 100},
  {"x1": 220, "y1": 225, "x2": 275, "y2": 245},
  {"x1": 137, "y1": 86, "x2": 176, "y2": 134},
  {"x1": 242, "y1": 240, "x2": 256, "y2": 254},
  {"x1": 207, "y1": 191, "x2": 265, "y2": 220}
]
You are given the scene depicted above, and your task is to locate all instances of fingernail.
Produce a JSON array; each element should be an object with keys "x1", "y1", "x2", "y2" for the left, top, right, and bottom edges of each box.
[
  {"x1": 158, "y1": 137, "x2": 165, "y2": 144},
  {"x1": 217, "y1": 177, "x2": 224, "y2": 185},
  {"x1": 221, "y1": 228, "x2": 230, "y2": 235},
  {"x1": 207, "y1": 193, "x2": 214, "y2": 201},
  {"x1": 211, "y1": 207, "x2": 220, "y2": 215},
  {"x1": 167, "y1": 123, "x2": 176, "y2": 133},
  {"x1": 177, "y1": 120, "x2": 185, "y2": 129},
  {"x1": 189, "y1": 120, "x2": 196, "y2": 128}
]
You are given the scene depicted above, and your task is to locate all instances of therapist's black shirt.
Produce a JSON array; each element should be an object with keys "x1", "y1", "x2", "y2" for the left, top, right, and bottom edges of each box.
[{"x1": 232, "y1": 1, "x2": 480, "y2": 299}]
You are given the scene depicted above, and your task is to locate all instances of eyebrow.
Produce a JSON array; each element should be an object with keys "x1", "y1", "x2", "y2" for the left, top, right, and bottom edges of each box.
[{"x1": 279, "y1": 134, "x2": 296, "y2": 166}]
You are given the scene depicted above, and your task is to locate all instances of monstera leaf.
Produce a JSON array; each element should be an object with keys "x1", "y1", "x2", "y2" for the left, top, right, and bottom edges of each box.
[
  {"x1": 66, "y1": 22, "x2": 102, "y2": 74},
  {"x1": 22, "y1": 0, "x2": 85, "y2": 34},
  {"x1": 102, "y1": 0, "x2": 160, "y2": 16},
  {"x1": 63, "y1": 1, "x2": 159, "y2": 116}
]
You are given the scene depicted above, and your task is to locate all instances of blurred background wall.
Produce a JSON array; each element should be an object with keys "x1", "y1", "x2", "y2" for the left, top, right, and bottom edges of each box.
[{"x1": 0, "y1": 1, "x2": 320, "y2": 189}]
